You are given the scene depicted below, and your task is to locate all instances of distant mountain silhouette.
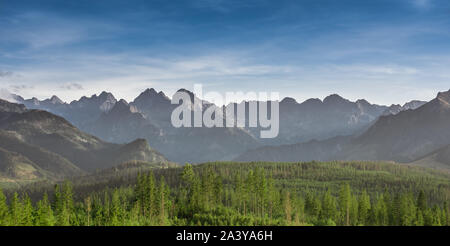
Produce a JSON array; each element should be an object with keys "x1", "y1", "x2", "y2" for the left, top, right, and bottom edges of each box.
[{"x1": 9, "y1": 88, "x2": 428, "y2": 164}]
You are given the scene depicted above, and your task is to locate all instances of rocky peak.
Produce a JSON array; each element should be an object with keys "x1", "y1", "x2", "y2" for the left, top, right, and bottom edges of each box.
[
  {"x1": 135, "y1": 88, "x2": 162, "y2": 101},
  {"x1": 45, "y1": 95, "x2": 64, "y2": 104},
  {"x1": 98, "y1": 91, "x2": 116, "y2": 102}
]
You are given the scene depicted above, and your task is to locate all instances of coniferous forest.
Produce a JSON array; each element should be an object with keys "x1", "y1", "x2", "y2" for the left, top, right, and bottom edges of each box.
[{"x1": 0, "y1": 161, "x2": 449, "y2": 226}]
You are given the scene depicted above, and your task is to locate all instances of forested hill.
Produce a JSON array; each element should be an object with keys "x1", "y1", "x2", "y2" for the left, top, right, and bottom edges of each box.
[{"x1": 2, "y1": 161, "x2": 449, "y2": 226}]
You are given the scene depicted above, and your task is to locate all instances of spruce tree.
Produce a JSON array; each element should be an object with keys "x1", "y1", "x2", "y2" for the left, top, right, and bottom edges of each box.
[
  {"x1": 36, "y1": 193, "x2": 55, "y2": 226},
  {"x1": 358, "y1": 190, "x2": 371, "y2": 225}
]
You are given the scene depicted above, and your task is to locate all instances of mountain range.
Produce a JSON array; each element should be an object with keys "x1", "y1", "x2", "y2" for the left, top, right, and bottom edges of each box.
[
  {"x1": 0, "y1": 99, "x2": 171, "y2": 184},
  {"x1": 8, "y1": 89, "x2": 427, "y2": 164},
  {"x1": 235, "y1": 89, "x2": 450, "y2": 170}
]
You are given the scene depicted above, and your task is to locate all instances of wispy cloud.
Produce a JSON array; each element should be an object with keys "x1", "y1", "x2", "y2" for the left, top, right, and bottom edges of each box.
[
  {"x1": 9, "y1": 84, "x2": 34, "y2": 93},
  {"x1": 59, "y1": 83, "x2": 84, "y2": 91},
  {"x1": 0, "y1": 70, "x2": 13, "y2": 77},
  {"x1": 2, "y1": 47, "x2": 449, "y2": 105}
]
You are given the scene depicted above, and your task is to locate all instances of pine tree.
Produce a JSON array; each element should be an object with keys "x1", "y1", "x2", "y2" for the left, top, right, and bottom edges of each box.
[
  {"x1": 358, "y1": 190, "x2": 371, "y2": 225},
  {"x1": 21, "y1": 194, "x2": 34, "y2": 226},
  {"x1": 36, "y1": 193, "x2": 55, "y2": 226}
]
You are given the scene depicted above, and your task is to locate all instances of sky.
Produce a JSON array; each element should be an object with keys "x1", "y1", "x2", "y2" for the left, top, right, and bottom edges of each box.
[{"x1": 0, "y1": 0, "x2": 450, "y2": 105}]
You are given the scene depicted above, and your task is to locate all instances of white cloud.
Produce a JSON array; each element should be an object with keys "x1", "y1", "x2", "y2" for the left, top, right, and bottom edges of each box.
[
  {"x1": 5, "y1": 50, "x2": 449, "y2": 106},
  {"x1": 0, "y1": 88, "x2": 17, "y2": 103}
]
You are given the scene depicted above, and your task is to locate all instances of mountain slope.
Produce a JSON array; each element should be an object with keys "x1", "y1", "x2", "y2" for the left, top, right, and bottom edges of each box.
[
  {"x1": 0, "y1": 147, "x2": 51, "y2": 184},
  {"x1": 87, "y1": 99, "x2": 161, "y2": 144},
  {"x1": 235, "y1": 89, "x2": 450, "y2": 169},
  {"x1": 0, "y1": 130, "x2": 83, "y2": 178},
  {"x1": 0, "y1": 99, "x2": 171, "y2": 183},
  {"x1": 235, "y1": 135, "x2": 352, "y2": 162},
  {"x1": 346, "y1": 89, "x2": 450, "y2": 162},
  {"x1": 410, "y1": 144, "x2": 450, "y2": 170}
]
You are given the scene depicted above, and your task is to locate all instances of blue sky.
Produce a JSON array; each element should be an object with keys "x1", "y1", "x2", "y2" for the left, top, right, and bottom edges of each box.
[{"x1": 0, "y1": 0, "x2": 450, "y2": 105}]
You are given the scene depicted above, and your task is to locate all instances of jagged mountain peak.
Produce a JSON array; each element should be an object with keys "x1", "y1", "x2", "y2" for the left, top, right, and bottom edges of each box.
[
  {"x1": 134, "y1": 88, "x2": 169, "y2": 103},
  {"x1": 97, "y1": 91, "x2": 117, "y2": 104},
  {"x1": 45, "y1": 95, "x2": 64, "y2": 104},
  {"x1": 78, "y1": 91, "x2": 116, "y2": 102},
  {"x1": 69, "y1": 91, "x2": 117, "y2": 112},
  {"x1": 143, "y1": 88, "x2": 158, "y2": 95},
  {"x1": 117, "y1": 99, "x2": 129, "y2": 105}
]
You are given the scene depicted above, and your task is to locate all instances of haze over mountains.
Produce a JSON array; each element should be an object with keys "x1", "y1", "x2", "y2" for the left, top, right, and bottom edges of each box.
[
  {"x1": 236, "y1": 89, "x2": 450, "y2": 169},
  {"x1": 0, "y1": 99, "x2": 170, "y2": 184},
  {"x1": 5, "y1": 88, "x2": 432, "y2": 165}
]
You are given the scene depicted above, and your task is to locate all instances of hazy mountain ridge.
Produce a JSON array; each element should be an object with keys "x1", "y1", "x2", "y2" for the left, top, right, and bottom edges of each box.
[
  {"x1": 0, "y1": 99, "x2": 171, "y2": 183},
  {"x1": 382, "y1": 100, "x2": 427, "y2": 116},
  {"x1": 235, "y1": 89, "x2": 450, "y2": 170},
  {"x1": 7, "y1": 89, "x2": 429, "y2": 164}
]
